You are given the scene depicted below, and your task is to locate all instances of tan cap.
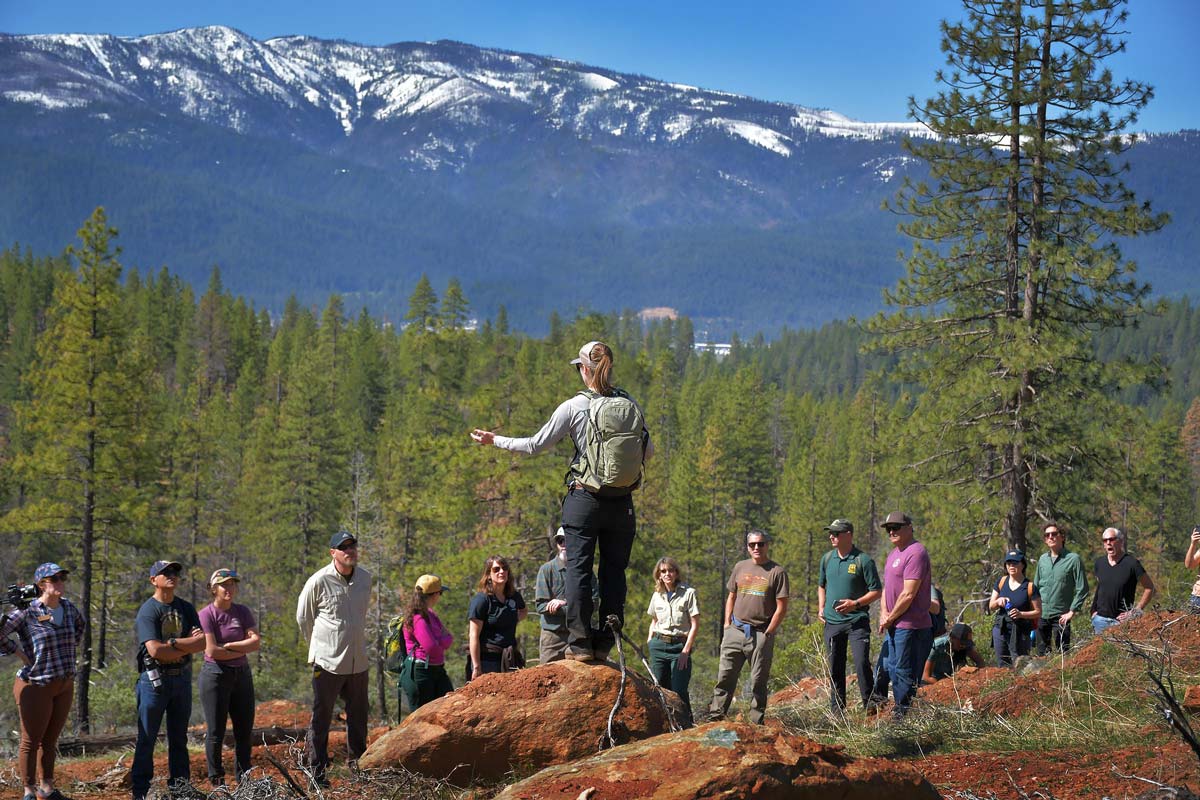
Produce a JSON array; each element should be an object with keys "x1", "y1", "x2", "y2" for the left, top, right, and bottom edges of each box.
[
  {"x1": 570, "y1": 340, "x2": 604, "y2": 369},
  {"x1": 416, "y1": 574, "x2": 446, "y2": 595}
]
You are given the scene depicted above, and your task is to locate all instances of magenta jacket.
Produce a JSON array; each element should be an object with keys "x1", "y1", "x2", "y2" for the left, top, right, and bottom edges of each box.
[{"x1": 403, "y1": 610, "x2": 453, "y2": 665}]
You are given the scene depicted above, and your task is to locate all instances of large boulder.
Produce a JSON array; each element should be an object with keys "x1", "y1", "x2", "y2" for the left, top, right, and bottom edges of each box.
[
  {"x1": 359, "y1": 660, "x2": 685, "y2": 783},
  {"x1": 493, "y1": 721, "x2": 941, "y2": 799}
]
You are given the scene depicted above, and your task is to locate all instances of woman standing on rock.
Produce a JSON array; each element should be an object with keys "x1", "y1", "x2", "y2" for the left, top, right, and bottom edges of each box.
[
  {"x1": 0, "y1": 563, "x2": 85, "y2": 800},
  {"x1": 468, "y1": 556, "x2": 528, "y2": 679},
  {"x1": 471, "y1": 340, "x2": 651, "y2": 662},
  {"x1": 645, "y1": 557, "x2": 699, "y2": 726},
  {"x1": 400, "y1": 575, "x2": 454, "y2": 708},
  {"x1": 198, "y1": 568, "x2": 260, "y2": 789},
  {"x1": 988, "y1": 551, "x2": 1041, "y2": 667}
]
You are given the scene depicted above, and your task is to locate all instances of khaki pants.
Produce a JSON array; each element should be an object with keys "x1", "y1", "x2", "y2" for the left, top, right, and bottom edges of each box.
[
  {"x1": 708, "y1": 626, "x2": 776, "y2": 724},
  {"x1": 539, "y1": 629, "x2": 569, "y2": 664}
]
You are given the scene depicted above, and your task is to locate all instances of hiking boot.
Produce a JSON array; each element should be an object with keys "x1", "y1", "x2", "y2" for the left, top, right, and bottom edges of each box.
[{"x1": 565, "y1": 648, "x2": 595, "y2": 662}]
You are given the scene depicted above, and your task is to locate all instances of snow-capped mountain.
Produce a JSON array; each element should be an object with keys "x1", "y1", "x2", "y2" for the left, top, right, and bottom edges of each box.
[
  {"x1": 0, "y1": 28, "x2": 1192, "y2": 334},
  {"x1": 2, "y1": 26, "x2": 928, "y2": 169}
]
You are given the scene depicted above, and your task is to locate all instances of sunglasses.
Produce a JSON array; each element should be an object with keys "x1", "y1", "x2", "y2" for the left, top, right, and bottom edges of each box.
[
  {"x1": 159, "y1": 569, "x2": 180, "y2": 578},
  {"x1": 747, "y1": 542, "x2": 767, "y2": 549},
  {"x1": 885, "y1": 526, "x2": 903, "y2": 533},
  {"x1": 658, "y1": 568, "x2": 677, "y2": 574},
  {"x1": 213, "y1": 569, "x2": 238, "y2": 579},
  {"x1": 491, "y1": 566, "x2": 508, "y2": 573},
  {"x1": 337, "y1": 542, "x2": 358, "y2": 551},
  {"x1": 828, "y1": 531, "x2": 846, "y2": 537},
  {"x1": 1044, "y1": 531, "x2": 1061, "y2": 537}
]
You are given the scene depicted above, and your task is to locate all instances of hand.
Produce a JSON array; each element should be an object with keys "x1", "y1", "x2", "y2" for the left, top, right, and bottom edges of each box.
[
  {"x1": 1059, "y1": 610, "x2": 1075, "y2": 625},
  {"x1": 547, "y1": 599, "x2": 566, "y2": 614},
  {"x1": 676, "y1": 650, "x2": 690, "y2": 669},
  {"x1": 833, "y1": 598, "x2": 857, "y2": 614},
  {"x1": 817, "y1": 609, "x2": 826, "y2": 622},
  {"x1": 1008, "y1": 608, "x2": 1021, "y2": 621},
  {"x1": 1191, "y1": 528, "x2": 1200, "y2": 542},
  {"x1": 470, "y1": 429, "x2": 495, "y2": 446}
]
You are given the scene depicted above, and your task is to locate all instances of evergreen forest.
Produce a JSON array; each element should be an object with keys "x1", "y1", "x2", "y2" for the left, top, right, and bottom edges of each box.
[{"x1": 2, "y1": 208, "x2": 1199, "y2": 733}]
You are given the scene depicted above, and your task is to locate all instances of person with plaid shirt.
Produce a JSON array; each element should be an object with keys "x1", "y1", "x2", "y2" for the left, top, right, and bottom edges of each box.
[{"x1": 0, "y1": 563, "x2": 86, "y2": 800}]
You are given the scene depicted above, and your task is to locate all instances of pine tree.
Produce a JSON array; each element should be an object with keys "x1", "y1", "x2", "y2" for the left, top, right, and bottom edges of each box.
[
  {"x1": 871, "y1": 0, "x2": 1168, "y2": 554},
  {"x1": 5, "y1": 209, "x2": 159, "y2": 732}
]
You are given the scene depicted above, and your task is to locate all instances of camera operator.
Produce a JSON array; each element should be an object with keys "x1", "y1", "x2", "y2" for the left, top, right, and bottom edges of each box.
[
  {"x1": 1185, "y1": 526, "x2": 1200, "y2": 614},
  {"x1": 0, "y1": 563, "x2": 85, "y2": 800}
]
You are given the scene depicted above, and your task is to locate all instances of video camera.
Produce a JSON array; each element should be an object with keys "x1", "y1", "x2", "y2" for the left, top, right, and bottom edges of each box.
[{"x1": 6, "y1": 584, "x2": 37, "y2": 609}]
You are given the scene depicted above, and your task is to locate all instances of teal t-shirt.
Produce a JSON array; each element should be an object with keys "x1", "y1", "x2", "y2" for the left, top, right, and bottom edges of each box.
[{"x1": 818, "y1": 546, "x2": 882, "y2": 625}]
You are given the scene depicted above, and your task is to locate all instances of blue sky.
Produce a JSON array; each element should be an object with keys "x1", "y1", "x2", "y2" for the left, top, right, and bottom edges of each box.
[{"x1": 3, "y1": 1, "x2": 1197, "y2": 131}]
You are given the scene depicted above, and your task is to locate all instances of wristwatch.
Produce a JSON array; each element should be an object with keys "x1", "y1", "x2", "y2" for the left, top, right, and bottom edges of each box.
[{"x1": 168, "y1": 637, "x2": 177, "y2": 649}]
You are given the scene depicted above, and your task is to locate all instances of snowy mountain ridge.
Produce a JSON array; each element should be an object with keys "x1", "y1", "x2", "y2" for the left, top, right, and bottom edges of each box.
[{"x1": 2, "y1": 26, "x2": 930, "y2": 164}]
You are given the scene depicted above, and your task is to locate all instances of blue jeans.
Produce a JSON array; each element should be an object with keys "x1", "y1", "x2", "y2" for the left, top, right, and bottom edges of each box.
[
  {"x1": 1092, "y1": 615, "x2": 1120, "y2": 634},
  {"x1": 132, "y1": 670, "x2": 193, "y2": 798},
  {"x1": 886, "y1": 626, "x2": 932, "y2": 715}
]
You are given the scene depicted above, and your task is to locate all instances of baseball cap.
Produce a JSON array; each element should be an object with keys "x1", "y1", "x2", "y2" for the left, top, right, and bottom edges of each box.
[
  {"x1": 553, "y1": 526, "x2": 566, "y2": 544},
  {"x1": 570, "y1": 340, "x2": 604, "y2": 369},
  {"x1": 150, "y1": 560, "x2": 183, "y2": 578},
  {"x1": 33, "y1": 563, "x2": 69, "y2": 583},
  {"x1": 329, "y1": 530, "x2": 357, "y2": 549},
  {"x1": 881, "y1": 512, "x2": 912, "y2": 529},
  {"x1": 1004, "y1": 550, "x2": 1026, "y2": 564},
  {"x1": 209, "y1": 568, "x2": 240, "y2": 587},
  {"x1": 824, "y1": 519, "x2": 853, "y2": 534},
  {"x1": 416, "y1": 575, "x2": 446, "y2": 595},
  {"x1": 949, "y1": 622, "x2": 972, "y2": 640}
]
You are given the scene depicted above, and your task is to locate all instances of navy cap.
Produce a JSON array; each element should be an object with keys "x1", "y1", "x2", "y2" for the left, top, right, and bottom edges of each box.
[
  {"x1": 33, "y1": 563, "x2": 68, "y2": 583},
  {"x1": 150, "y1": 560, "x2": 182, "y2": 577},
  {"x1": 329, "y1": 530, "x2": 357, "y2": 549},
  {"x1": 1004, "y1": 550, "x2": 1026, "y2": 564}
]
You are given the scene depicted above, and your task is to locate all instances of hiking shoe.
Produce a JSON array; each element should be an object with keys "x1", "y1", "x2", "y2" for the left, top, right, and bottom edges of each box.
[
  {"x1": 565, "y1": 648, "x2": 595, "y2": 662},
  {"x1": 37, "y1": 790, "x2": 74, "y2": 800}
]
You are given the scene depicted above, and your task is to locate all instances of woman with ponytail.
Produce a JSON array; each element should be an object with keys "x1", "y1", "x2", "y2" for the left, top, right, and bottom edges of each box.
[{"x1": 471, "y1": 340, "x2": 651, "y2": 662}]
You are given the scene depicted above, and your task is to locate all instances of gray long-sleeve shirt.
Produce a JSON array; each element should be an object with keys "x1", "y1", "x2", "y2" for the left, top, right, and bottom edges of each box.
[
  {"x1": 296, "y1": 562, "x2": 372, "y2": 675},
  {"x1": 492, "y1": 393, "x2": 654, "y2": 460}
]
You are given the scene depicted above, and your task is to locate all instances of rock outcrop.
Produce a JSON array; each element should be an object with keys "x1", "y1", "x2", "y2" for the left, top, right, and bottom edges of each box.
[
  {"x1": 359, "y1": 660, "x2": 684, "y2": 783},
  {"x1": 493, "y1": 721, "x2": 941, "y2": 799}
]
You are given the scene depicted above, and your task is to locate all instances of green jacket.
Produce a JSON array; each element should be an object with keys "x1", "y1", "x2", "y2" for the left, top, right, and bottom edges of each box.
[{"x1": 1033, "y1": 548, "x2": 1089, "y2": 618}]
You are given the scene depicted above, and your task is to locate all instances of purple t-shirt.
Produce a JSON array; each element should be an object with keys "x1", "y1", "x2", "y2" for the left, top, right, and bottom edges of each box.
[
  {"x1": 199, "y1": 603, "x2": 257, "y2": 666},
  {"x1": 883, "y1": 541, "x2": 932, "y2": 630}
]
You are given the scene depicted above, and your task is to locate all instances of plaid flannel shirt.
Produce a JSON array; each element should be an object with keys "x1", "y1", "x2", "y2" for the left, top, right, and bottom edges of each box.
[{"x1": 0, "y1": 598, "x2": 86, "y2": 684}]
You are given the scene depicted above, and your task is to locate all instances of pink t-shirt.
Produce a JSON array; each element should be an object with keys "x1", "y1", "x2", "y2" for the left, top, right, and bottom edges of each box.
[
  {"x1": 403, "y1": 610, "x2": 453, "y2": 665},
  {"x1": 199, "y1": 603, "x2": 257, "y2": 666},
  {"x1": 883, "y1": 541, "x2": 932, "y2": 630}
]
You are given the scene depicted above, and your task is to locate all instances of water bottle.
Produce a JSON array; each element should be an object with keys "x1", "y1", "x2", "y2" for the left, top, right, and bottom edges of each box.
[{"x1": 145, "y1": 660, "x2": 163, "y2": 690}]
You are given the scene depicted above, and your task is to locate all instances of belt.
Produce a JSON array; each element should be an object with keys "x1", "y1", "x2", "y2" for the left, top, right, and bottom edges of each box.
[
  {"x1": 651, "y1": 632, "x2": 687, "y2": 644},
  {"x1": 147, "y1": 665, "x2": 188, "y2": 676}
]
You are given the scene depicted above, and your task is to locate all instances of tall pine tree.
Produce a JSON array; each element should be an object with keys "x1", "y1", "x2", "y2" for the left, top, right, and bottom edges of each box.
[{"x1": 871, "y1": 0, "x2": 1167, "y2": 553}]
